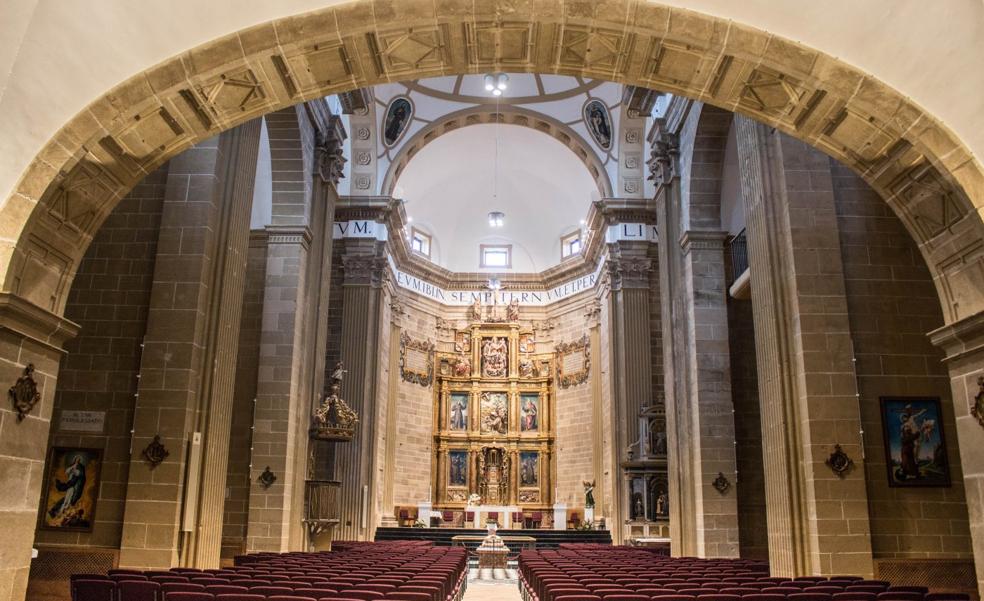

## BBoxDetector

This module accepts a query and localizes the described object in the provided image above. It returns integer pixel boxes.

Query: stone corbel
[315,115,347,187]
[647,127,679,185]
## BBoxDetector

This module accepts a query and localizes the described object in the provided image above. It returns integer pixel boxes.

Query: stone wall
[550,295,597,508]
[831,162,973,559]
[36,166,167,550]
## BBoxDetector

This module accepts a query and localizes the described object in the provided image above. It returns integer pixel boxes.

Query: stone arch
[380,105,615,199]
[0,0,979,324]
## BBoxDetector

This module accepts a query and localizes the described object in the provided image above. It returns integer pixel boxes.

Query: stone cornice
[928,310,984,362]
[0,293,81,352]
[264,224,312,249]
[679,230,728,255]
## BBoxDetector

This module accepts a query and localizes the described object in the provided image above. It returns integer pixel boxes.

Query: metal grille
[28,547,118,601]
[726,229,748,285]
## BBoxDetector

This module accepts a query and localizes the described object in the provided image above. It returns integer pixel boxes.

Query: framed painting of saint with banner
[879,397,951,487]
[39,447,103,531]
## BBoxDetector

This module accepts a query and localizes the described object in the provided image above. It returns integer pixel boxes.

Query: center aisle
[463,567,522,601]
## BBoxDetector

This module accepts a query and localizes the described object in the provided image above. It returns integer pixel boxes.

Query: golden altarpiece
[431,307,555,515]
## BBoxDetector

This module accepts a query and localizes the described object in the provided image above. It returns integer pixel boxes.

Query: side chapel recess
[433,318,555,511]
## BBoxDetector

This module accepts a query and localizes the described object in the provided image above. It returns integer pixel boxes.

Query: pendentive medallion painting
[520,394,540,432]
[519,451,539,486]
[449,392,469,431]
[39,447,103,531]
[383,96,413,147]
[480,391,508,434]
[583,99,613,150]
[880,397,951,487]
[448,450,468,486]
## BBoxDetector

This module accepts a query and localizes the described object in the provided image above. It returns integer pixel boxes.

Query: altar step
[373,527,612,550]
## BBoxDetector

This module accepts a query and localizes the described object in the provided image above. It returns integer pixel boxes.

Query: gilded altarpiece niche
[434,322,555,511]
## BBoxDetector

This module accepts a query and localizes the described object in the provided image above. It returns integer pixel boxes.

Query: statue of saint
[583,480,595,508]
[330,361,347,385]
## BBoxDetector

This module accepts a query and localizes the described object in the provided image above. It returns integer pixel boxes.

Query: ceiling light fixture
[487,276,502,291]
[488,211,505,228]
[484,72,508,95]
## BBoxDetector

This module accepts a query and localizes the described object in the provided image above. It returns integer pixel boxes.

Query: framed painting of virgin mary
[39,447,103,531]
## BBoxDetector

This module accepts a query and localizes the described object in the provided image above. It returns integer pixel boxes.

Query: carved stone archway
[1,0,980,324]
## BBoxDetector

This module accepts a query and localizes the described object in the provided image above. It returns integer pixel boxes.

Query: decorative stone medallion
[258,466,277,489]
[712,472,731,495]
[825,444,854,478]
[8,364,41,422]
[142,435,169,468]
[971,376,984,430]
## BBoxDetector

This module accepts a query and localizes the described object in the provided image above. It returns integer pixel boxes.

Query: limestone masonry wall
[37,166,168,549]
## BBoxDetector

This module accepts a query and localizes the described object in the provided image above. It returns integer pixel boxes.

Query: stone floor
[462,567,522,601]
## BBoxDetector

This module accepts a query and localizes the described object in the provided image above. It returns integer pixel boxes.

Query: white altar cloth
[466,505,520,529]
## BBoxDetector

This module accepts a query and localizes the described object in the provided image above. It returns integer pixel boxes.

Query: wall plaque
[59,410,106,433]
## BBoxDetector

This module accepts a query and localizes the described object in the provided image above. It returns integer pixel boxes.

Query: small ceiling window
[480,244,512,269]
[411,228,431,258]
[561,231,583,259]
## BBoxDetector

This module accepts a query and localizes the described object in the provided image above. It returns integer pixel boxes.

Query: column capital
[315,115,347,187]
[342,251,389,287]
[929,310,984,362]
[647,128,679,185]
[606,243,653,290]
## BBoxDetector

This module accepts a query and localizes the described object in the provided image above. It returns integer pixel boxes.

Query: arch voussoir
[0,0,980,323]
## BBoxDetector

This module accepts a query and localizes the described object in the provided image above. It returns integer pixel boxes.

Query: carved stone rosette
[556,335,590,388]
[399,332,435,387]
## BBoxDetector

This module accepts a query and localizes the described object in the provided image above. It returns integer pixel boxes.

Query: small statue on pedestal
[583,480,596,508]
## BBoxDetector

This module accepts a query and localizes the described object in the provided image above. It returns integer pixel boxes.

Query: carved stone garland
[556,335,590,388]
[400,332,434,387]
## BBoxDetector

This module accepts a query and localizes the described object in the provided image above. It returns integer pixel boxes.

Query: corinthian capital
[606,243,653,290]
[341,252,388,287]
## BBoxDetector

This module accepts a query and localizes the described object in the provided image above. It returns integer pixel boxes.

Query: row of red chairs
[516,549,970,601]
[71,542,467,601]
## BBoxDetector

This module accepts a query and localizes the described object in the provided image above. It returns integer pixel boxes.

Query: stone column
[929,313,984,594]
[0,294,79,601]
[735,116,873,577]
[334,244,388,540]
[653,129,740,558]
[605,240,654,543]
[246,112,344,552]
[119,122,259,569]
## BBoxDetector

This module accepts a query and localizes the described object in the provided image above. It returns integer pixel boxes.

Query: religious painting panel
[454,331,471,353]
[518,356,538,378]
[448,392,469,431]
[519,333,535,354]
[583,99,613,150]
[39,447,103,532]
[880,397,951,487]
[383,96,413,147]
[480,391,508,435]
[481,336,509,378]
[519,451,539,487]
[448,450,468,487]
[520,394,540,432]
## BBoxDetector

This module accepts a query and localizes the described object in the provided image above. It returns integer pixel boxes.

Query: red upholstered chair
[530,512,543,528]
[111,569,146,577]
[74,579,116,601]
[118,580,161,601]
[206,586,248,596]
[554,596,603,601]
[833,595,877,601]
[154,577,192,584]
[788,593,833,601]
[341,590,386,600]
[488,512,499,526]
[512,512,524,527]
[164,593,214,601]
[697,594,742,601]
[248,587,294,597]
[385,593,432,601]
[651,596,698,601]
[742,595,787,601]
[567,513,580,529]
[876,594,923,601]
[924,596,969,601]
[442,511,455,526]
[887,588,928,596]
[848,588,889,595]
[267,596,319,601]
[163,583,207,594]
[214,595,265,601]
[399,509,412,527]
